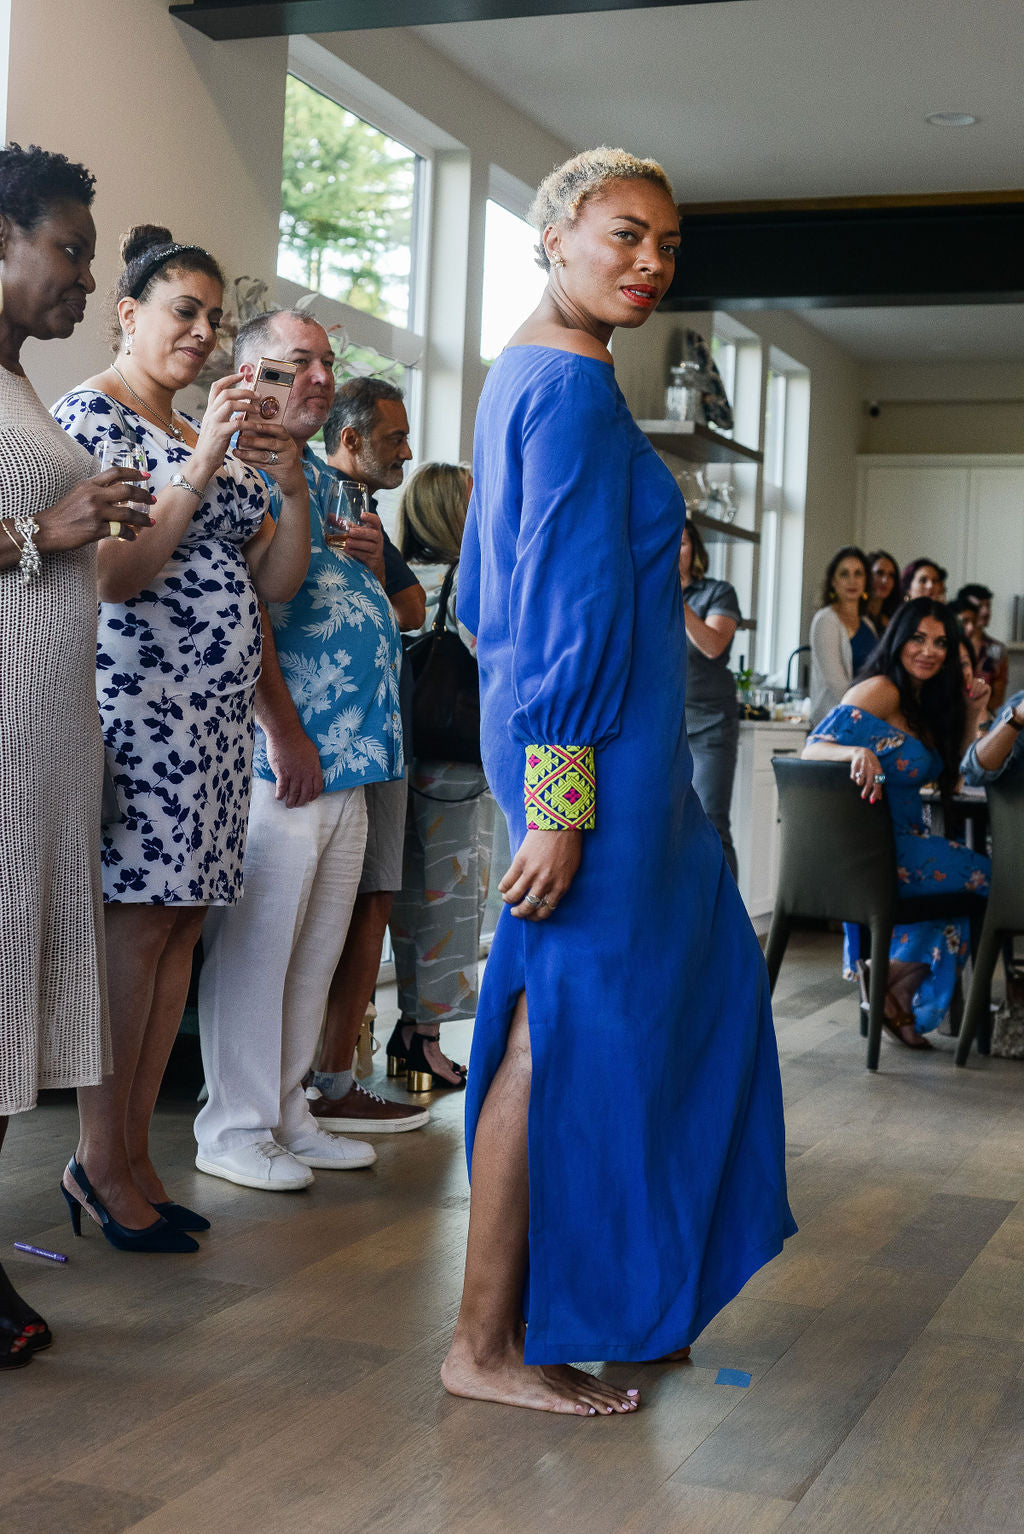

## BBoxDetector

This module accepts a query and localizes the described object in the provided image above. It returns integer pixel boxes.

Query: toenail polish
[627,1389,639,1397]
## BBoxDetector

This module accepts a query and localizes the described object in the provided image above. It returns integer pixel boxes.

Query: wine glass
[324,478,369,552]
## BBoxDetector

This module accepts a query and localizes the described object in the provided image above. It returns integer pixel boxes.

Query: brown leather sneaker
[306,1081,430,1134]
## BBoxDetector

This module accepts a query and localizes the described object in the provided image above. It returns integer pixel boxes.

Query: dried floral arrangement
[193,276,409,389]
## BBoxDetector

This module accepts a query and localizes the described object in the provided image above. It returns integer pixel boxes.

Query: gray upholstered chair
[765,758,986,1070]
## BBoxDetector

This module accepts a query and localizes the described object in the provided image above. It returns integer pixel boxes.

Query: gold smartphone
[251,356,297,422]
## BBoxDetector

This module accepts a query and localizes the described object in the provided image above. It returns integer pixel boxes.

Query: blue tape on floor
[715,1367,752,1388]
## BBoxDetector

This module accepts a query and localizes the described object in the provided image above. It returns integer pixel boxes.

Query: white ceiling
[796,305,1024,364]
[415,0,1022,202]
[413,0,1024,361]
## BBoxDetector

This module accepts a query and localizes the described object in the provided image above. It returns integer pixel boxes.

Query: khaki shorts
[357,774,408,894]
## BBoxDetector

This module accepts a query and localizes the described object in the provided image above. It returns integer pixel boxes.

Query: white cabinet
[857,456,1024,641]
[730,722,807,924]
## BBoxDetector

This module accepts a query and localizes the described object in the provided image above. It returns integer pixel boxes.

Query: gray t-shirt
[683,576,743,731]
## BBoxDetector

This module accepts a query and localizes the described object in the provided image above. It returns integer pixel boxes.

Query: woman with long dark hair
[865,548,900,632]
[803,598,990,1047]
[808,545,876,726]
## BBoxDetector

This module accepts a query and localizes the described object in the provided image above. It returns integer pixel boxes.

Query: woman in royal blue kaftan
[458,339,796,1366]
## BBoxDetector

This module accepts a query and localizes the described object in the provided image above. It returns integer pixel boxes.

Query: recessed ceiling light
[926,111,978,127]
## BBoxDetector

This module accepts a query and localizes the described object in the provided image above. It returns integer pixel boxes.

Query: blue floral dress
[52,390,270,905]
[809,704,990,1032]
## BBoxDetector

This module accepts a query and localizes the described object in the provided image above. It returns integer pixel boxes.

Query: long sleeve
[507,363,635,829]
[809,607,852,728]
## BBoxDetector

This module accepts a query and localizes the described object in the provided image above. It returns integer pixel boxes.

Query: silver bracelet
[169,472,202,500]
[12,514,41,584]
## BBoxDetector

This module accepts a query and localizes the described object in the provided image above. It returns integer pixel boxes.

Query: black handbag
[404,563,482,766]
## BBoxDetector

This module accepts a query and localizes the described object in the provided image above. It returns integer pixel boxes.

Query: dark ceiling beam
[170,0,743,37]
[666,200,1024,310]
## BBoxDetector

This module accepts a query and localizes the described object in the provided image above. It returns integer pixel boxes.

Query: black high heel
[60,1158,199,1254]
[405,1030,468,1094]
[0,1263,50,1355]
[386,1019,415,1080]
[151,1201,211,1233]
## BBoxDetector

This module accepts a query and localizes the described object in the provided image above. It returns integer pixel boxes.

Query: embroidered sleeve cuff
[524,745,596,831]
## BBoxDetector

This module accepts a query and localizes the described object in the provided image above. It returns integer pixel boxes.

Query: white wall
[859,361,1024,455]
[8,0,287,408]
[6,1,572,457]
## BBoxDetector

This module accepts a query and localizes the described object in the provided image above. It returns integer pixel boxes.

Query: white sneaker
[195,1140,314,1191]
[282,1126,376,1170]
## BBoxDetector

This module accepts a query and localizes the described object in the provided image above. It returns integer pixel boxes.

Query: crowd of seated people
[804,542,1018,1051]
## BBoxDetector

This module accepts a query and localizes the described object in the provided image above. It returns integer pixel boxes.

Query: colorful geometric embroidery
[524,744,596,831]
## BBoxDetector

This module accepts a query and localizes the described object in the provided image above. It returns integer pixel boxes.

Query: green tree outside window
[279,76,417,327]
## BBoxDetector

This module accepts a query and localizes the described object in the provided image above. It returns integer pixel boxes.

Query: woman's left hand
[234,419,305,496]
[500,828,582,920]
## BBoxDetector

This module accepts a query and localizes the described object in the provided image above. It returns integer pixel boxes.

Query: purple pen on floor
[13,1242,68,1263]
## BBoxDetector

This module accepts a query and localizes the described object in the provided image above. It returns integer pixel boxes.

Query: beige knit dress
[0,366,110,1114]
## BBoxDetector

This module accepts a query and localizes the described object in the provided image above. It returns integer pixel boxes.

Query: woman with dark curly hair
[0,143,154,1367]
[900,556,946,602]
[52,225,310,1251]
[803,598,990,1047]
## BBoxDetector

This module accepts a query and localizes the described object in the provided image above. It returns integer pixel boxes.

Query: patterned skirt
[390,760,495,1025]
[101,685,256,905]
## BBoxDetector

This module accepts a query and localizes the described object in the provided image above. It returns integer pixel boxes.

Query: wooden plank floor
[3,931,1024,1534]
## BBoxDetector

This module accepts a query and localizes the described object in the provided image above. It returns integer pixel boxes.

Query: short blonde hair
[397,462,472,564]
[528,147,675,270]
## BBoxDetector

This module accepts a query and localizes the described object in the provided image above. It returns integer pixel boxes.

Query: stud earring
[551,254,566,269]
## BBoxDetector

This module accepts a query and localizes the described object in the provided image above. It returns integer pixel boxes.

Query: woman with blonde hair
[444,147,793,1417]
[388,462,495,1091]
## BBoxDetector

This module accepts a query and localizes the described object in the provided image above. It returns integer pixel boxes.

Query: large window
[278,74,421,328]
[480,199,547,364]
[757,356,809,680]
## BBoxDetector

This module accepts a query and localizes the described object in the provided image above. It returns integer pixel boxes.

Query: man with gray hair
[299,378,428,1128]
[194,311,428,1194]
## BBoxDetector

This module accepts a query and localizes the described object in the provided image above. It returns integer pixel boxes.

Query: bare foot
[621,1344,690,1364]
[127,1152,170,1206]
[419,1034,467,1086]
[64,1162,162,1231]
[441,1335,639,1416]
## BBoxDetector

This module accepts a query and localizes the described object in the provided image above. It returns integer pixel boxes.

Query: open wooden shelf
[637,419,763,466]
[691,510,760,546]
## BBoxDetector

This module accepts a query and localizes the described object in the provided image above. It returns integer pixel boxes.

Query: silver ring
[524,893,542,907]
[875,773,886,784]
[267,450,279,465]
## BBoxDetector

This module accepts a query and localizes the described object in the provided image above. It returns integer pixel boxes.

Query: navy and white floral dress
[52,390,270,905]
[808,704,990,1033]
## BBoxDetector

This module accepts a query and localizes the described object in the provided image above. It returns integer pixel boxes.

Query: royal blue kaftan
[459,346,795,1364]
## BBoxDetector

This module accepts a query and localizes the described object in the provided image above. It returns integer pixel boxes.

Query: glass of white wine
[323,478,369,553]
[98,440,149,540]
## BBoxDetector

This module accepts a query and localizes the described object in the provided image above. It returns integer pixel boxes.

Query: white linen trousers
[195,778,368,1156]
